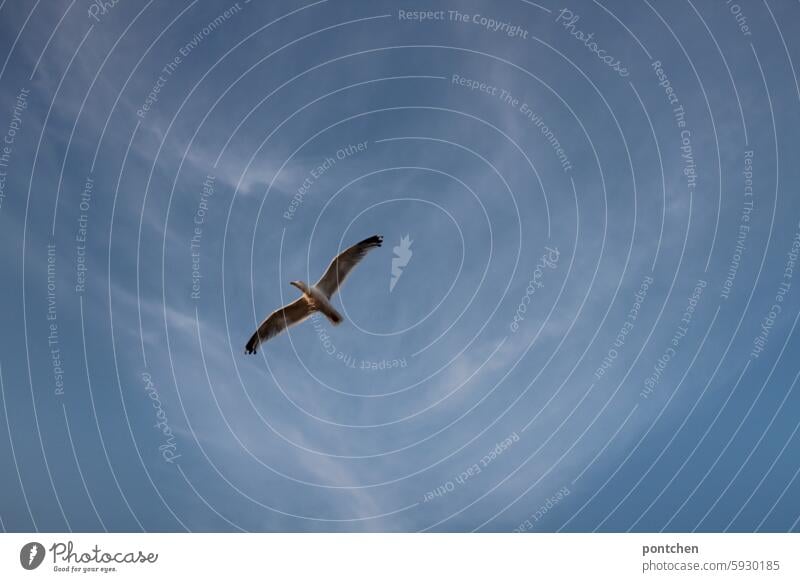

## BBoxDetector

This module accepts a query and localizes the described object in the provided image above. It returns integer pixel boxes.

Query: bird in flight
[245,235,383,354]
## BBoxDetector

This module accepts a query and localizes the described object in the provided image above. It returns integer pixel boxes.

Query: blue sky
[1,0,799,532]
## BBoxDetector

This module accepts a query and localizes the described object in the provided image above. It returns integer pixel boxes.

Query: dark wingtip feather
[361,234,383,247]
[245,336,258,355]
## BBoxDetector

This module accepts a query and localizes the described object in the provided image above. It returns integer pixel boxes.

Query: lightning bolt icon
[390,234,413,292]
[28,544,38,566]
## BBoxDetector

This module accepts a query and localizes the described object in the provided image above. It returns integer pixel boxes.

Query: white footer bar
[1,533,796,581]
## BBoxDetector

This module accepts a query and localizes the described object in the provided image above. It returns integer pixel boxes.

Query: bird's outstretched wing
[315,235,383,298]
[245,297,314,354]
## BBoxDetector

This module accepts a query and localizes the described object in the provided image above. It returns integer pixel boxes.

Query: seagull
[245,235,383,354]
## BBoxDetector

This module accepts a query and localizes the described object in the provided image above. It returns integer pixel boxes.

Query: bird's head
[290,280,309,294]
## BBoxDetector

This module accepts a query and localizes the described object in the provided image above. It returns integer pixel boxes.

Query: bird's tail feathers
[325,309,343,325]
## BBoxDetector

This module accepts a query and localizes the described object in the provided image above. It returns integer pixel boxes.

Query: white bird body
[245,235,383,354]
[291,281,343,325]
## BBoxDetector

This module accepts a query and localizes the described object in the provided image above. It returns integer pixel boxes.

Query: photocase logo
[20,542,45,570]
[390,234,413,292]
